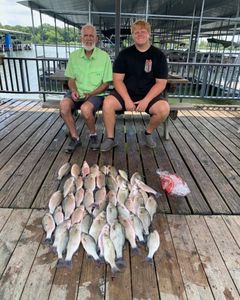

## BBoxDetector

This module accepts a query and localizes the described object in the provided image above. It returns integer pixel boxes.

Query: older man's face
[81,27,97,51]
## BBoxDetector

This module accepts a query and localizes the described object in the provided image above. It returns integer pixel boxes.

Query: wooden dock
[0,98,240,299]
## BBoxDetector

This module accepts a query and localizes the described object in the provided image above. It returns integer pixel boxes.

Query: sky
[0,0,53,27]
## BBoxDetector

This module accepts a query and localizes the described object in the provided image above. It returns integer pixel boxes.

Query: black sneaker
[89,135,100,150]
[65,138,81,153]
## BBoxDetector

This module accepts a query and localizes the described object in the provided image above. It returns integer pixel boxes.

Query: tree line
[0,24,80,45]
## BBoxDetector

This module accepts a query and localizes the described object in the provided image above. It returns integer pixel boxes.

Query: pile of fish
[42,161,161,272]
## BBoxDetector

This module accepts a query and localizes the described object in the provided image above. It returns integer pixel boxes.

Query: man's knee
[60,98,72,116]
[102,95,120,112]
[81,102,94,119]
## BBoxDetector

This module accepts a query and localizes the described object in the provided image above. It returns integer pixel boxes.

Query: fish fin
[145,257,154,264]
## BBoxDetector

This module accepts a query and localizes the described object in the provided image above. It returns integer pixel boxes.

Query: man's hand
[71,91,79,101]
[125,99,136,112]
[135,99,149,112]
[84,93,92,100]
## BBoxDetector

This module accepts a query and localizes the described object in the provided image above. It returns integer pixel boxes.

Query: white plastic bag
[156,169,190,197]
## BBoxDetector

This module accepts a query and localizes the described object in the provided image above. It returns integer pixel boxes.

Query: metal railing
[0,56,240,101]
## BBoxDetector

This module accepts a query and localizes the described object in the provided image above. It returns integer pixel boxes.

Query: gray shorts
[64,91,104,114]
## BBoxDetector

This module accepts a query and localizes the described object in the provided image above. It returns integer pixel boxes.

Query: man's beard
[82,42,96,51]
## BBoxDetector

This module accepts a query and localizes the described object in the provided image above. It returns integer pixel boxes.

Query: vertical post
[194,0,205,62]
[30,8,38,57]
[88,0,92,23]
[145,0,149,21]
[115,0,121,58]
[54,15,59,58]
[187,3,196,63]
[40,11,46,57]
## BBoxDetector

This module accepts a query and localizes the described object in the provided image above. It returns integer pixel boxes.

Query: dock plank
[186,215,240,299]
[169,119,230,214]
[204,216,240,294]
[0,209,44,300]
[0,208,12,230]
[223,215,240,248]
[174,112,240,213]
[168,215,214,299]
[0,209,31,276]
[154,215,187,300]
[182,110,240,176]
[0,115,62,207]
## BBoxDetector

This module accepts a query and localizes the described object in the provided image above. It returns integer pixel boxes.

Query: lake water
[1,45,80,101]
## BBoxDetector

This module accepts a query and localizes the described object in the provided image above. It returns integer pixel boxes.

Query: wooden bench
[47,71,192,140]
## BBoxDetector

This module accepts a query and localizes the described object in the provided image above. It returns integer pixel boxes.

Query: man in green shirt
[60,23,112,153]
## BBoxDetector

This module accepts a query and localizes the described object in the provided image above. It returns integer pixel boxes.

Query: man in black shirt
[100,20,170,152]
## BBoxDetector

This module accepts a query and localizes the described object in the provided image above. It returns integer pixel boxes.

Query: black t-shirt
[113,45,168,99]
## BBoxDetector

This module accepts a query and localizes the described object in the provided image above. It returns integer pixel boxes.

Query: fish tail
[145,256,154,264]
[111,266,120,273]
[116,258,126,268]
[56,258,65,267]
[131,247,139,256]
[44,237,53,245]
[64,260,73,269]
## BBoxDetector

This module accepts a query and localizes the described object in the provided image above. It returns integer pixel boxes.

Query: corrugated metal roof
[18,0,240,36]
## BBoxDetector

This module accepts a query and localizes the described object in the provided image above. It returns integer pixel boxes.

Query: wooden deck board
[0,209,238,299]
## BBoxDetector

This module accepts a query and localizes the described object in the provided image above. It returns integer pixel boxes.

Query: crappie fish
[53,220,71,265]
[81,232,100,262]
[137,206,151,235]
[97,223,110,260]
[53,205,64,226]
[102,233,120,273]
[62,193,75,220]
[107,190,117,206]
[71,205,86,225]
[42,212,55,243]
[75,175,83,190]
[100,165,109,175]
[130,172,143,186]
[89,211,106,243]
[81,161,90,177]
[131,214,145,244]
[57,162,71,180]
[106,174,118,192]
[83,190,94,214]
[71,163,81,179]
[108,165,118,178]
[75,187,84,207]
[110,221,125,266]
[119,216,138,254]
[80,213,93,234]
[90,164,99,176]
[135,179,160,197]
[65,223,82,268]
[96,171,106,189]
[63,176,75,198]
[48,190,63,214]
[84,174,96,191]
[146,230,160,263]
[145,196,158,221]
[106,202,118,225]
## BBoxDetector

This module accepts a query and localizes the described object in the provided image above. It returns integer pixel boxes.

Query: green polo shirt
[64,47,112,98]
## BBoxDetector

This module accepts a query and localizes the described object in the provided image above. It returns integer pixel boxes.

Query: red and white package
[156,169,190,197]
